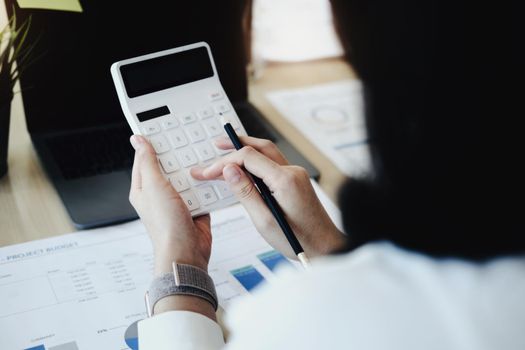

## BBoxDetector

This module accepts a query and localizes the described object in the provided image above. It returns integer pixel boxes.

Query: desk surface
[0,58,356,247]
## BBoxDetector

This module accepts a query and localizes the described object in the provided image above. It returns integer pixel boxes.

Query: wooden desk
[0,58,355,247]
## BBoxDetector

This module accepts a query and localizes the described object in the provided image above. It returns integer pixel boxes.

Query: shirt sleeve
[138,310,225,350]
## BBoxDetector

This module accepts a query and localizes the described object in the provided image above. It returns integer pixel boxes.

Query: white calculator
[111,42,246,216]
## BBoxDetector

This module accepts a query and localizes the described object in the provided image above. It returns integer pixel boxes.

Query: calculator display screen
[120,46,214,98]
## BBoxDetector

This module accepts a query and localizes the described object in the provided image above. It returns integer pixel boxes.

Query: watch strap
[146,263,218,315]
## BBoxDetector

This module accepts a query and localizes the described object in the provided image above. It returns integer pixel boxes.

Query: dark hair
[330,0,524,260]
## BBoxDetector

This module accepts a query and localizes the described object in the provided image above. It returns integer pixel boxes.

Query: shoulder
[225,242,525,350]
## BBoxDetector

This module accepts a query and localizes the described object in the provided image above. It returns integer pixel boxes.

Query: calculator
[111,42,246,216]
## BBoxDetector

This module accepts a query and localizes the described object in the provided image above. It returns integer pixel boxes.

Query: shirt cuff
[139,310,225,350]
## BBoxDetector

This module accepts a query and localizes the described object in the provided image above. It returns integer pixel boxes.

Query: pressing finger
[191,146,284,186]
[214,136,288,165]
[222,163,274,226]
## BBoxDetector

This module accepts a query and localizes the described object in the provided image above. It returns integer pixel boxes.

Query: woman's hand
[191,136,346,260]
[129,135,211,275]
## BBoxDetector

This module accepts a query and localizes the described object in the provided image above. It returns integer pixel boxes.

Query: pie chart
[124,320,140,350]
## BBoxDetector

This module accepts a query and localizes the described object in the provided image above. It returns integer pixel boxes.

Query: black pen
[222,122,310,269]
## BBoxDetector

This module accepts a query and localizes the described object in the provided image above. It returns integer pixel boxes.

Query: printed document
[267,80,371,177]
[0,180,340,350]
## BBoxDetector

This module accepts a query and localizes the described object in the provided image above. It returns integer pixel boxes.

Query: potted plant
[0,13,35,178]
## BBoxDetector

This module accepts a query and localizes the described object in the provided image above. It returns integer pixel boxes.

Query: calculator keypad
[186,124,207,143]
[214,103,231,114]
[180,113,197,125]
[214,181,234,199]
[143,123,161,135]
[197,107,214,119]
[196,186,218,206]
[178,148,199,167]
[202,118,223,137]
[141,99,243,216]
[212,137,233,155]
[180,191,200,211]
[168,129,189,149]
[169,173,190,192]
[150,135,171,154]
[162,118,179,130]
[209,91,223,101]
[193,142,216,161]
[159,154,180,173]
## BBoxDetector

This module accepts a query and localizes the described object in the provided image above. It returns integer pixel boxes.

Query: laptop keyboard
[47,125,134,180]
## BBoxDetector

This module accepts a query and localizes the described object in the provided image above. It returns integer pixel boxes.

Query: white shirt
[138,242,525,350]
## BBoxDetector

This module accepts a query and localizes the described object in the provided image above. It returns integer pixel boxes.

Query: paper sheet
[0,180,341,350]
[267,80,371,177]
[17,0,83,13]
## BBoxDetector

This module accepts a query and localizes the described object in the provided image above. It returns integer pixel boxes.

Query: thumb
[131,135,164,186]
[223,164,272,223]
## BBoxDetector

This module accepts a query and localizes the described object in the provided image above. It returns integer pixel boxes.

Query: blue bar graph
[231,265,265,291]
[25,345,45,350]
[257,250,290,272]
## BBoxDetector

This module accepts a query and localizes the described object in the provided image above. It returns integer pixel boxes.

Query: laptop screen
[7,2,248,133]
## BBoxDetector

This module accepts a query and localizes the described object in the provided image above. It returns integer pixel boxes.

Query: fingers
[222,163,273,227]
[214,136,288,165]
[130,136,143,193]
[129,135,166,195]
[190,146,283,187]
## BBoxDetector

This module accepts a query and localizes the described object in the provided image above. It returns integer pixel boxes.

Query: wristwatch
[145,262,218,317]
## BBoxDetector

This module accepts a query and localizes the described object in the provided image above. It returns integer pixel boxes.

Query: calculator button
[177,148,198,167]
[185,124,207,143]
[180,191,200,211]
[169,173,190,192]
[161,118,179,130]
[220,115,240,129]
[149,135,171,154]
[196,186,218,206]
[187,172,206,186]
[142,123,161,135]
[180,113,197,125]
[197,107,214,120]
[202,118,224,137]
[212,139,233,155]
[209,91,223,101]
[214,181,234,199]
[159,154,180,173]
[168,129,189,149]
[193,143,216,161]
[214,103,231,114]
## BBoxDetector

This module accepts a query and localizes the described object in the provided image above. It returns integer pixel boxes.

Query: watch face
[124,320,140,350]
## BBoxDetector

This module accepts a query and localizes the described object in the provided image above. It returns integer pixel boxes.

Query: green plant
[0,11,36,103]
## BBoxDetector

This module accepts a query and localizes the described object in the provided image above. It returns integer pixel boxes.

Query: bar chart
[231,265,266,291]
[257,250,291,272]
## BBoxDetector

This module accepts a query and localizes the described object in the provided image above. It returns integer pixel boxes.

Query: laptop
[7,2,319,229]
